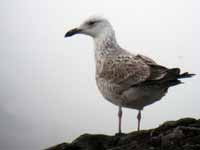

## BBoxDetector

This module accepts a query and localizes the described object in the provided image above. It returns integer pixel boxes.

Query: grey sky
[0,0,199,150]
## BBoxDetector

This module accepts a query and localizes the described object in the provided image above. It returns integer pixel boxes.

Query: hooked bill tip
[64,28,81,38]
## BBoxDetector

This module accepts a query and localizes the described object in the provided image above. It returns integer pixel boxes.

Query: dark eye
[87,21,96,26]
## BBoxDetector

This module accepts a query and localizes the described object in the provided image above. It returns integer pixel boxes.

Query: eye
[87,21,97,26]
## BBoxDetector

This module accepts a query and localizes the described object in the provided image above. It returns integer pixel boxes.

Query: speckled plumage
[65,16,195,132]
[93,27,174,110]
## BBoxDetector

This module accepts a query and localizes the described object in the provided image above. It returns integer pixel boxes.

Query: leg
[137,110,141,131]
[118,106,122,133]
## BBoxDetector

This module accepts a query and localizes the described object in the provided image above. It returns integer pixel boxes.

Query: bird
[64,16,195,133]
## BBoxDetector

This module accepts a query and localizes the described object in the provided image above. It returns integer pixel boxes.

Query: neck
[94,29,121,57]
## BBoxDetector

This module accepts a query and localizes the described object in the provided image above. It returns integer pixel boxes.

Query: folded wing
[98,54,194,88]
[98,55,151,87]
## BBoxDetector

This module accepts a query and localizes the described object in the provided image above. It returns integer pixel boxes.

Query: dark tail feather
[178,72,196,79]
[168,68,195,79]
[163,70,194,88]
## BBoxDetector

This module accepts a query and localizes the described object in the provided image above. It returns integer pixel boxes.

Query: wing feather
[97,53,182,88]
[98,55,151,86]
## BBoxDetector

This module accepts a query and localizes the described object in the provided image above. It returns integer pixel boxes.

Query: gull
[64,16,195,133]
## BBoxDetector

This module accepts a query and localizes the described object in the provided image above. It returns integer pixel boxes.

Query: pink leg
[137,110,141,131]
[118,106,122,133]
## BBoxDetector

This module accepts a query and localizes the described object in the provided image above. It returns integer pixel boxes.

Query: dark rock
[45,118,200,150]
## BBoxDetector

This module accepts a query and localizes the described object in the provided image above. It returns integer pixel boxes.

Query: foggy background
[0,0,199,149]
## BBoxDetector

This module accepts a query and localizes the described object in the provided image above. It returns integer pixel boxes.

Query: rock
[45,118,200,150]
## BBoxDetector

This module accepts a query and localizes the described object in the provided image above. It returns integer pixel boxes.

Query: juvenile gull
[64,16,195,133]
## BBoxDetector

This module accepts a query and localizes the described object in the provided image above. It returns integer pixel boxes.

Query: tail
[178,72,196,79]
[167,68,195,79]
[141,67,195,87]
[162,68,195,87]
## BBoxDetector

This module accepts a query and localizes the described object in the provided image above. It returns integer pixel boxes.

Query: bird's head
[64,16,114,39]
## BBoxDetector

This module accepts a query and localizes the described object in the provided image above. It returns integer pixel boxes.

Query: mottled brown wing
[136,54,157,65]
[136,55,181,82]
[98,55,151,86]
[136,54,168,81]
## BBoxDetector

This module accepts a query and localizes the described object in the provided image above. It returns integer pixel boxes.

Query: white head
[65,16,115,39]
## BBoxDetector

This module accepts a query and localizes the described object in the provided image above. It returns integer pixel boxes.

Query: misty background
[0,0,199,150]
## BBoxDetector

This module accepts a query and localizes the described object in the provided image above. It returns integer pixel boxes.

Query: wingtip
[186,73,196,77]
[179,72,196,78]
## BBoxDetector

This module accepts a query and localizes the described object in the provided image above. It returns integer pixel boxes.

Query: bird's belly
[96,77,167,110]
[122,86,167,109]
[96,78,123,106]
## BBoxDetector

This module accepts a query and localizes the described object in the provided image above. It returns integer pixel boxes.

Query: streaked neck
[94,29,121,56]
